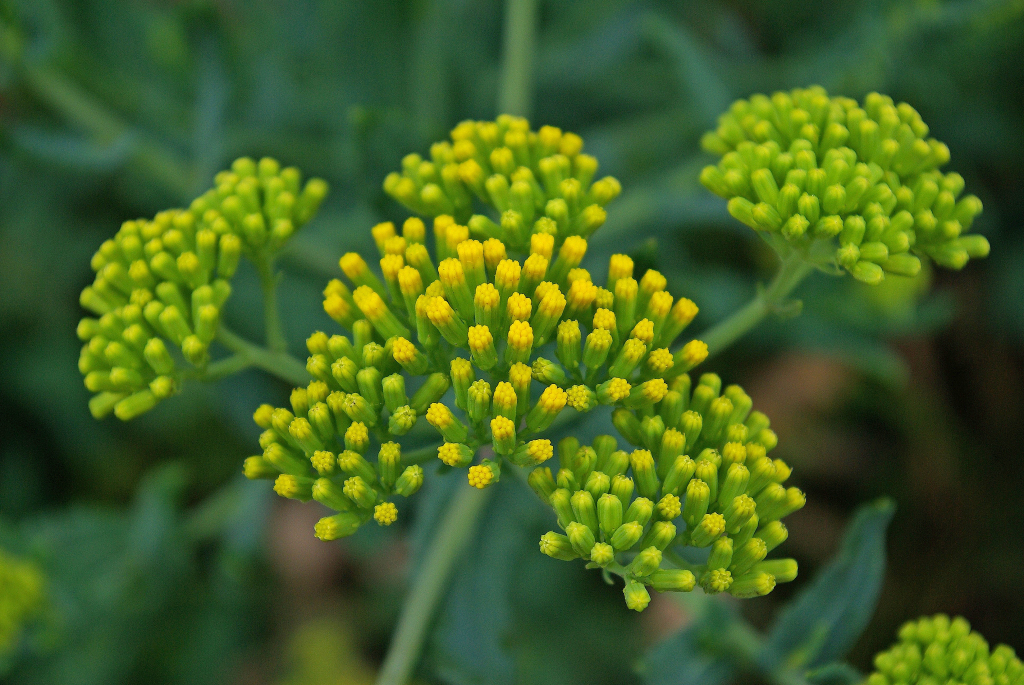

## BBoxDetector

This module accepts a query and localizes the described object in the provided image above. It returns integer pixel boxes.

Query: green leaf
[639,599,738,685]
[760,497,896,673]
[805,662,866,685]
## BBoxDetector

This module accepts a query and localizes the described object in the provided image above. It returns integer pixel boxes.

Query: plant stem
[375,485,494,685]
[254,255,288,353]
[700,253,815,358]
[497,0,537,117]
[216,325,310,387]
[196,354,253,381]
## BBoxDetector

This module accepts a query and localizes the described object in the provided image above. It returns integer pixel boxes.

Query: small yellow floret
[523,253,548,281]
[567,279,597,309]
[384,235,407,256]
[467,325,493,353]
[657,494,682,520]
[567,268,591,285]
[311,450,335,474]
[538,384,568,413]
[438,442,464,466]
[507,320,534,351]
[495,259,522,290]
[493,382,517,410]
[506,293,532,321]
[404,242,431,269]
[323,279,349,299]
[608,254,634,280]
[425,403,453,429]
[622,338,647,362]
[560,132,583,156]
[353,285,387,320]
[566,385,594,411]
[474,283,500,310]
[508,362,532,388]
[371,222,396,251]
[606,378,631,401]
[482,238,507,269]
[593,308,616,331]
[641,378,669,402]
[391,337,418,364]
[339,252,368,279]
[615,277,639,300]
[424,296,456,325]
[468,464,494,488]
[398,266,423,295]
[457,239,484,270]
[324,294,354,322]
[700,512,726,538]
[631,319,655,344]
[527,439,554,464]
[381,253,404,279]
[533,281,557,302]
[490,415,515,440]
[595,287,614,309]
[403,217,426,242]
[647,290,674,317]
[680,339,709,366]
[704,568,733,593]
[273,474,304,498]
[559,236,588,264]
[445,224,469,251]
[671,298,699,324]
[530,233,555,260]
[537,288,566,316]
[450,357,474,383]
[723,442,747,464]
[374,502,398,525]
[639,269,667,294]
[438,258,466,286]
[646,348,674,373]
[345,422,369,449]
[426,280,445,298]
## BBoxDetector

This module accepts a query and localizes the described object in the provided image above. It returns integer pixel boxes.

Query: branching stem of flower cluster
[375,485,494,685]
[701,252,815,359]
[254,254,289,353]
[215,325,310,387]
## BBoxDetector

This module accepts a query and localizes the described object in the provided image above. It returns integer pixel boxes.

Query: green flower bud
[344,421,370,453]
[589,542,615,568]
[263,443,310,477]
[680,410,702,451]
[449,358,475,410]
[556,320,582,371]
[662,455,697,498]
[274,474,315,501]
[539,531,579,561]
[682,478,710,528]
[624,497,654,527]
[640,415,666,454]
[389,405,418,435]
[584,470,611,501]
[628,546,662,577]
[394,465,424,497]
[307,402,336,442]
[727,571,775,598]
[629,449,659,499]
[610,521,644,551]
[377,442,402,489]
[623,580,651,612]
[570,490,599,534]
[690,512,726,548]
[724,495,758,534]
[610,474,634,511]
[312,477,351,511]
[314,512,364,541]
[641,521,677,551]
[649,569,696,593]
[550,488,576,530]
[706,537,734,570]
[566,521,597,558]
[528,467,557,503]
[343,475,377,509]
[243,456,278,480]
[382,374,408,413]
[570,446,597,485]
[751,558,797,584]
[532,357,568,386]
[759,520,789,552]
[556,468,579,492]
[409,373,450,415]
[310,450,336,476]
[597,493,624,537]
[467,379,492,424]
[700,568,733,594]
[730,538,768,576]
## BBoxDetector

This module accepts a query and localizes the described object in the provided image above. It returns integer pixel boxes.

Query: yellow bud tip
[623,338,647,362]
[631,319,655,344]
[672,298,699,324]
[566,385,593,410]
[647,291,673,317]
[493,381,517,409]
[538,385,568,413]
[397,266,423,295]
[467,325,494,353]
[606,378,632,401]
[530,233,555,260]
[391,337,418,364]
[273,474,303,498]
[593,308,616,331]
[381,254,405,279]
[560,236,588,263]
[509,362,532,387]
[681,339,709,366]
[615,277,639,300]
[425,280,445,298]
[468,464,494,488]
[647,348,674,373]
[450,357,473,381]
[425,403,453,429]
[474,283,499,310]
[424,296,456,325]
[705,568,733,593]
[700,512,726,537]
[482,238,507,269]
[438,258,467,286]
[507,320,534,351]
[457,239,484,269]
[608,254,633,280]
[642,378,669,402]
[438,443,464,466]
[445,224,469,250]
[657,494,682,519]
[566,279,598,310]
[523,253,548,280]
[495,259,522,290]
[506,292,532,321]
[402,217,426,242]
[345,421,369,446]
[538,288,566,316]
[339,252,368,279]
[490,415,515,439]
[527,439,554,463]
[374,502,398,526]
[353,285,387,320]
[324,294,354,321]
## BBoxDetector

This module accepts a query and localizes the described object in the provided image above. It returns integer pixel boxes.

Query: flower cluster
[868,614,1022,685]
[700,86,988,284]
[77,157,328,420]
[0,548,45,657]
[383,114,621,251]
[531,371,800,610]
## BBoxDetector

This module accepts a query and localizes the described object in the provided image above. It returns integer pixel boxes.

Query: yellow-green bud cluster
[383,116,621,251]
[0,547,45,657]
[245,327,431,538]
[78,157,328,420]
[868,614,1022,685]
[532,374,802,610]
[700,86,988,284]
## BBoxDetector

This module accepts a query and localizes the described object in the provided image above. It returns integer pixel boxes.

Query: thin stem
[375,485,494,685]
[216,325,310,387]
[195,354,253,382]
[497,0,538,117]
[700,253,815,358]
[254,255,288,353]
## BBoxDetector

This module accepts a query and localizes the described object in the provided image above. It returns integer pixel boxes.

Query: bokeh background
[1,1,1022,683]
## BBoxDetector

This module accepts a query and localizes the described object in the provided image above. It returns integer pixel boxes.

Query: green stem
[375,485,494,685]
[216,325,310,387]
[497,0,537,117]
[700,253,815,358]
[195,354,253,382]
[254,255,288,353]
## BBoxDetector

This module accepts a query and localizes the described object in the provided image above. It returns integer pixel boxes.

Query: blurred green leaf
[639,599,738,685]
[805,661,866,685]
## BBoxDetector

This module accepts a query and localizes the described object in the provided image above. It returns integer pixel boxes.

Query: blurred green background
[0,0,1022,683]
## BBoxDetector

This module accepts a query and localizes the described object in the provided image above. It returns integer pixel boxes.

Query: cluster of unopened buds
[700,86,988,283]
[76,157,327,419]
[868,615,1023,685]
